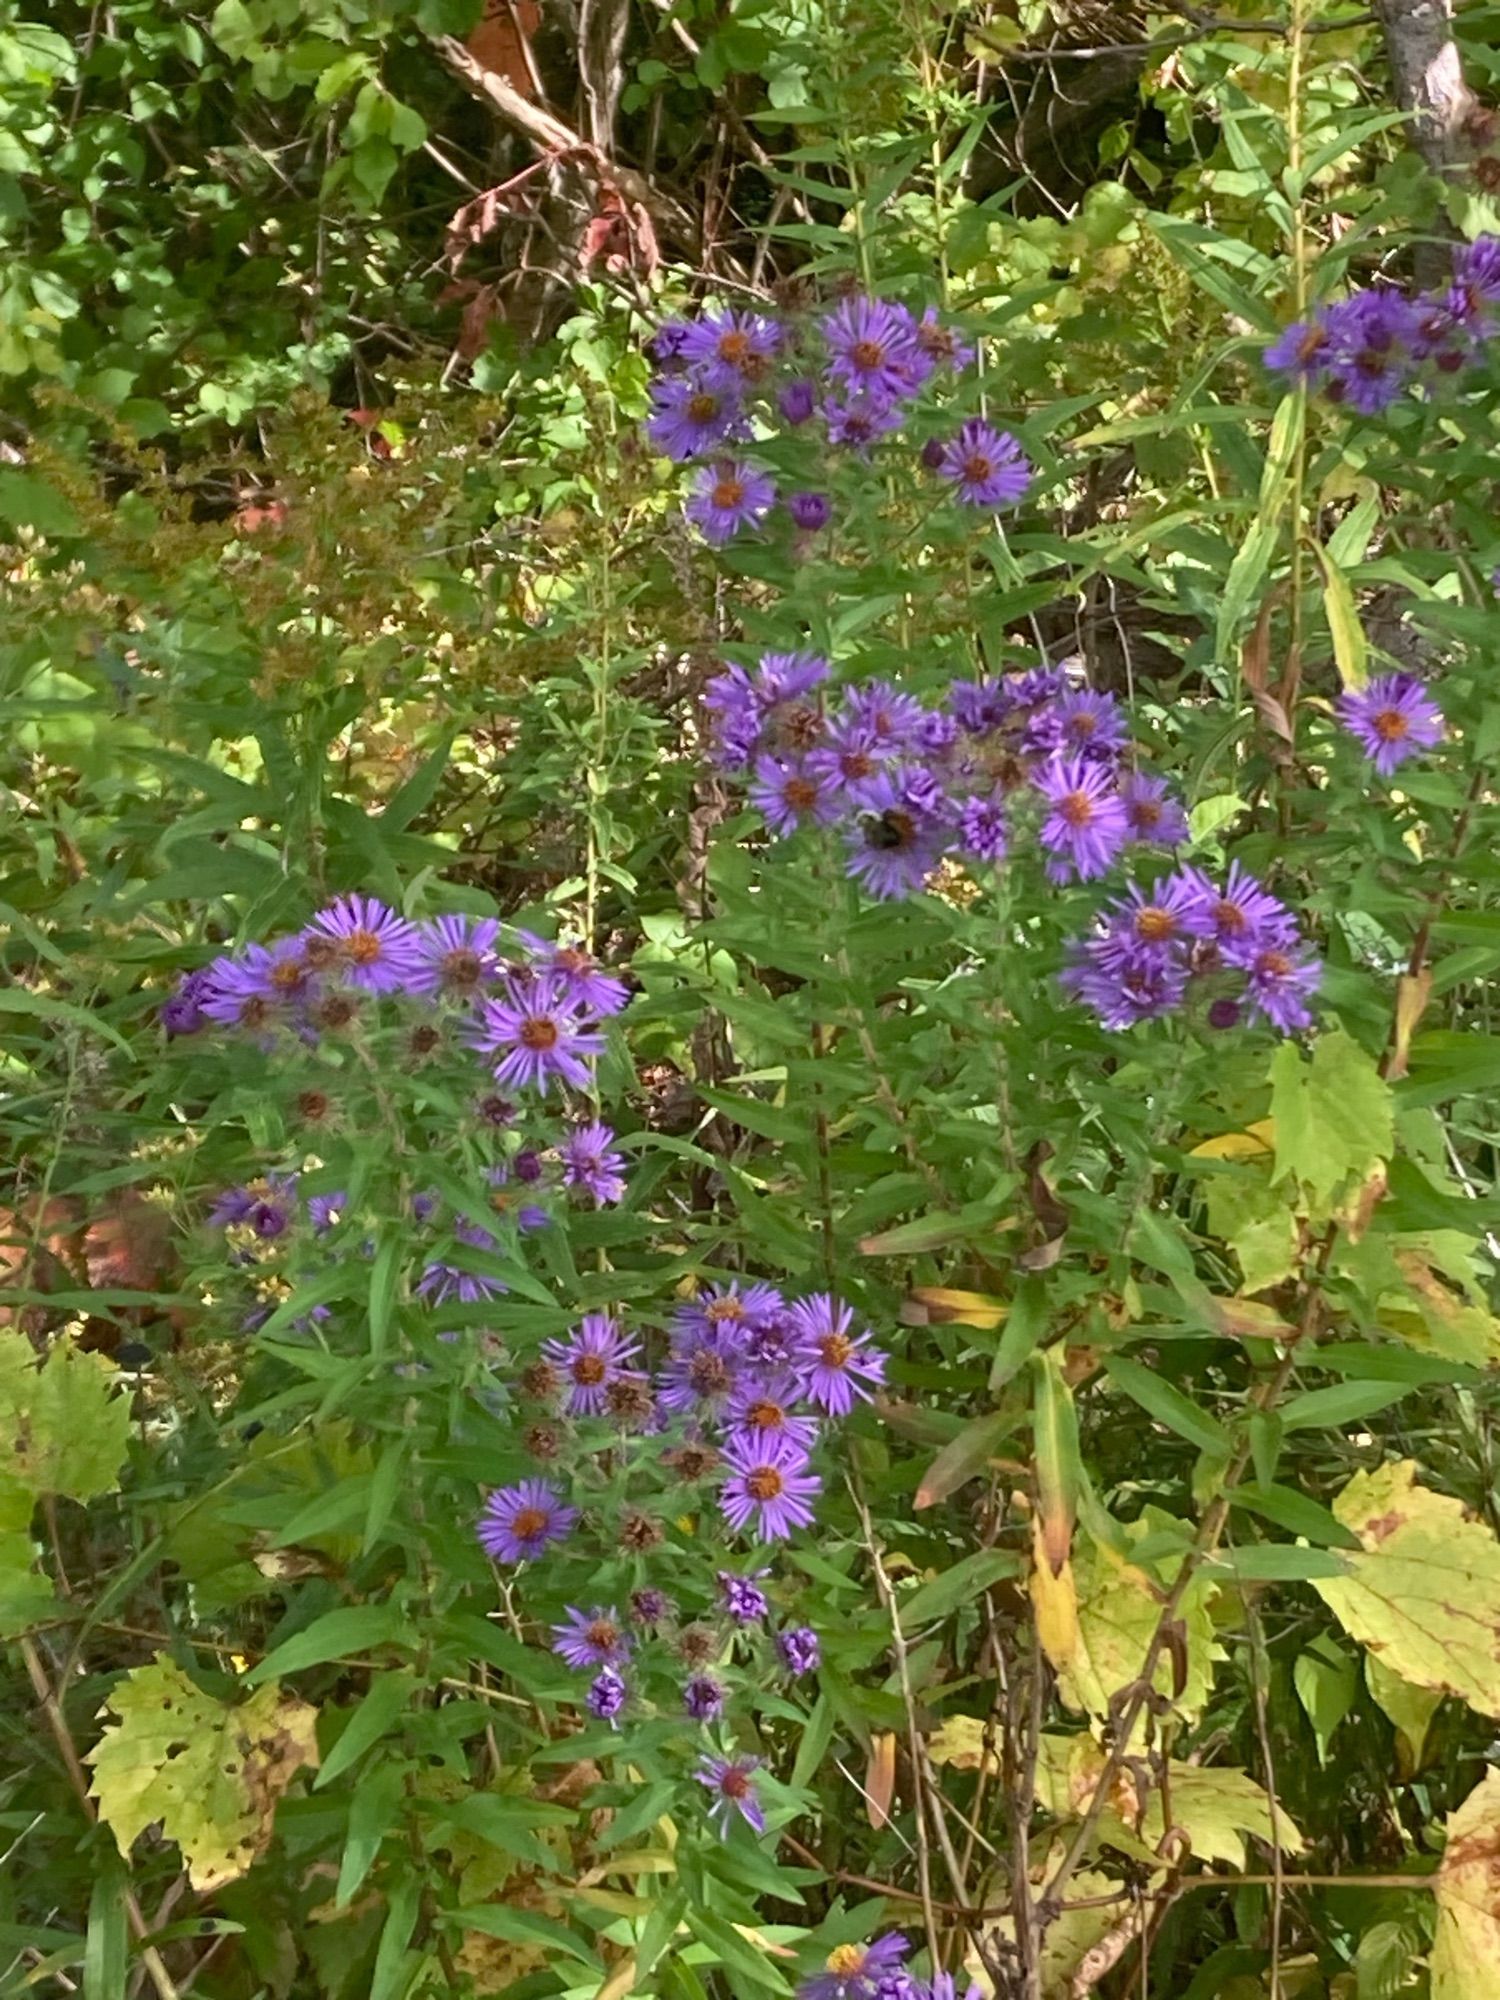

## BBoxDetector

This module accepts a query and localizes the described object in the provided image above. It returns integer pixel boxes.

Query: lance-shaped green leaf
[1031,1350,1082,1576]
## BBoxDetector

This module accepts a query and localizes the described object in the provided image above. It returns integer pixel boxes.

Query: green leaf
[900,1548,1021,1628]
[913,1409,1015,1510]
[1207,1544,1352,1582]
[87,1658,318,1891]
[0,1330,132,1505]
[686,1909,792,1996]
[244,1604,411,1685]
[1279,1381,1411,1431]
[1294,1636,1358,1764]
[1269,1028,1394,1204]
[84,1859,128,2000]
[1103,1354,1231,1455]
[316,1672,416,1790]
[0,468,80,537]
[1320,544,1369,691]
[1032,1349,1083,1573]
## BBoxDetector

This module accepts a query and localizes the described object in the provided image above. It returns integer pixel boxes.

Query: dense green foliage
[5,3,1500,1998]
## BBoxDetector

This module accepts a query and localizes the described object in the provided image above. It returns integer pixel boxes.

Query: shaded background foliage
[4,0,1500,1998]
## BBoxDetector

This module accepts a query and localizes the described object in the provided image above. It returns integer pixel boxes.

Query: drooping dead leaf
[1387,968,1433,1081]
[1314,1460,1500,1718]
[865,1731,897,1829]
[1031,1516,1080,1671]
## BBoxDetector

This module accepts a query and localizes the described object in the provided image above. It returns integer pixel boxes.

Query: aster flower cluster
[475,1280,880,1831]
[644,296,1030,544]
[168,899,634,1317]
[706,650,1188,897]
[1265,236,1500,412]
[1062,862,1321,1034]
[795,1934,982,2000]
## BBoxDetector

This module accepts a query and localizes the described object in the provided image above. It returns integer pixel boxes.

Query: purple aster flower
[560,1122,628,1204]
[684,1674,725,1721]
[1120,772,1190,846]
[543,1312,643,1416]
[844,767,950,900]
[725,1372,820,1457]
[586,1666,628,1726]
[417,1215,507,1304]
[198,941,310,1030]
[1264,316,1333,388]
[938,419,1031,507]
[645,376,747,461]
[718,1570,771,1624]
[411,1190,439,1224]
[305,895,422,995]
[675,1280,788,1343]
[845,681,926,754]
[798,1934,913,2000]
[1034,757,1130,882]
[1060,948,1190,1031]
[211,1174,298,1239]
[914,307,975,372]
[477,1479,579,1562]
[950,678,1012,736]
[789,1294,886,1415]
[1094,874,1204,969]
[1241,942,1322,1034]
[696,1753,766,1835]
[1321,290,1420,414]
[1180,862,1297,955]
[685,459,777,543]
[779,379,817,425]
[678,309,782,390]
[407,914,501,1000]
[789,491,831,531]
[823,392,903,454]
[1453,235,1500,312]
[658,1331,741,1419]
[958,793,1008,862]
[1336,671,1444,774]
[1054,687,1128,761]
[778,1626,821,1676]
[630,1587,672,1628]
[552,1605,631,1670]
[307,1191,346,1234]
[749,754,842,837]
[649,320,694,370]
[161,966,213,1036]
[822,297,920,400]
[473,974,605,1094]
[513,934,630,1016]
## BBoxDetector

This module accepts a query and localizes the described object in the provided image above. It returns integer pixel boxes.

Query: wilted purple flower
[649,320,693,370]
[1453,235,1500,312]
[407,914,501,1000]
[686,459,777,543]
[1034,757,1130,882]
[1242,942,1322,1033]
[645,376,746,461]
[658,1332,741,1419]
[778,1626,821,1676]
[919,436,946,471]
[307,1191,346,1234]
[797,1934,912,2000]
[679,309,782,390]
[1336,672,1444,774]
[718,1570,771,1624]
[1120,772,1189,846]
[938,419,1031,507]
[543,1312,643,1417]
[789,1294,886,1415]
[586,1666,628,1726]
[823,393,904,453]
[1208,997,1241,1030]
[914,307,975,372]
[630,1588,672,1628]
[750,755,842,836]
[306,895,423,994]
[478,1479,579,1563]
[474,974,605,1094]
[779,379,817,425]
[788,491,831,531]
[684,1675,725,1721]
[822,296,920,403]
[161,967,213,1036]
[560,1122,628,1204]
[695,1753,766,1834]
[958,793,1008,862]
[552,1605,631,1670]
[417,1215,507,1304]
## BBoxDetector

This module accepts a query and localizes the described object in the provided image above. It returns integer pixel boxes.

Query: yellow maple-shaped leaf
[1057,1511,1223,1728]
[1313,1461,1500,1718]
[926,1714,995,1773]
[0,1328,131,1504]
[1035,1736,1303,1870]
[88,1656,319,1890]
[1432,1767,1500,1998]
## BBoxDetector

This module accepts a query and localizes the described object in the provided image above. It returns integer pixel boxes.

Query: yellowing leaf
[1432,1767,1500,1999]
[902,1285,1008,1329]
[0,1328,131,1504]
[1366,1651,1443,1777]
[1269,1029,1394,1207]
[88,1657,319,1890]
[1313,1461,1500,1717]
[1057,1511,1223,1728]
[1030,1516,1080,1672]
[1190,1119,1276,1161]
[1036,1736,1303,1869]
[926,1714,995,1774]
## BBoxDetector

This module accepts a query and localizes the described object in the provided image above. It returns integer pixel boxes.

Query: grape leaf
[1432,1767,1500,1998]
[0,1328,132,1504]
[1269,1028,1394,1205]
[88,1657,319,1890]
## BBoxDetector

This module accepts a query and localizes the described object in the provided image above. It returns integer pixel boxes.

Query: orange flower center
[270,959,306,990]
[586,1619,619,1650]
[346,927,383,965]
[718,330,750,364]
[963,452,994,483]
[784,778,819,811]
[705,1298,745,1323]
[1259,950,1293,978]
[711,477,746,509]
[748,1400,783,1430]
[572,1355,607,1385]
[850,338,884,370]
[1134,908,1176,941]
[442,948,482,987]
[820,1332,853,1368]
[520,1016,560,1050]
[746,1467,785,1501]
[512,1506,547,1539]
[825,1946,867,1977]
[1059,790,1094,828]
[1214,899,1247,934]
[719,1766,751,1798]
[688,392,719,422]
[1373,708,1409,741]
